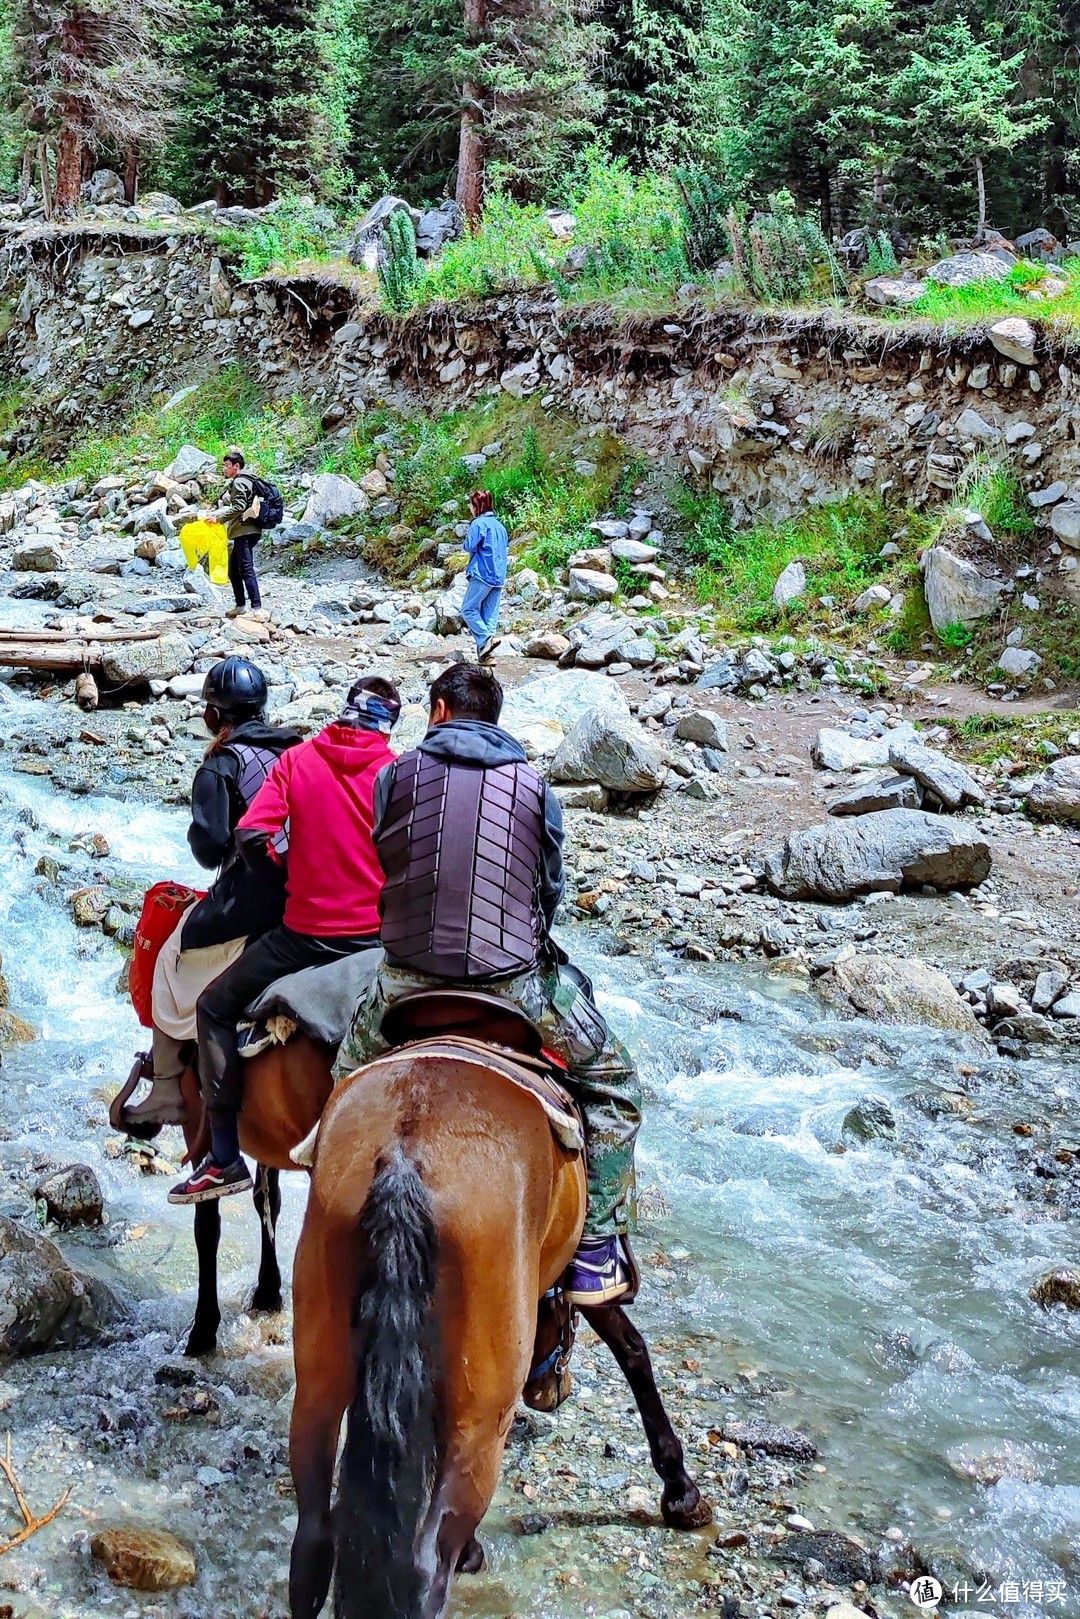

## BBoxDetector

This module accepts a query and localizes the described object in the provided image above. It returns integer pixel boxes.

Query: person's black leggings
[197,925,377,1162]
[228,532,261,609]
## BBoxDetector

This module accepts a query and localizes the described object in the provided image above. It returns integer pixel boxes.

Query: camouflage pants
[335,961,642,1238]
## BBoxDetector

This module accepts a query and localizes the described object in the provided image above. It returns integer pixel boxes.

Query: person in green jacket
[206,449,263,618]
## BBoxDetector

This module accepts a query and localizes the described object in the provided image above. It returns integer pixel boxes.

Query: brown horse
[288,1042,711,1619]
[112,1035,335,1357]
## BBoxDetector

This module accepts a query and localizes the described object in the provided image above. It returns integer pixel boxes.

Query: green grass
[905,259,1080,329]
[944,709,1080,766]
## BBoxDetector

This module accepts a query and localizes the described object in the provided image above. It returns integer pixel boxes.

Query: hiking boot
[168,1155,253,1205]
[563,1235,634,1306]
[477,636,502,662]
[124,1074,188,1128]
[225,605,242,619]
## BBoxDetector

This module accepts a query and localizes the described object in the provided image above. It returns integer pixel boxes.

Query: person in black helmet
[124,657,300,1129]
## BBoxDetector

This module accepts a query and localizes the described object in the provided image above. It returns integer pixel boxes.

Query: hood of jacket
[223,718,300,755]
[417,719,527,768]
[312,721,395,772]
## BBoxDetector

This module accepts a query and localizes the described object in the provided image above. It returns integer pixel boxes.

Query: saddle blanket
[239,949,383,1057]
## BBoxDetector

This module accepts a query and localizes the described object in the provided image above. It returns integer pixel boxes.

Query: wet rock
[91,1525,196,1591]
[1030,1267,1080,1309]
[887,736,985,810]
[0,1217,112,1354]
[35,1164,103,1227]
[819,954,983,1036]
[551,708,666,793]
[674,710,728,750]
[842,1094,898,1141]
[828,774,921,816]
[763,810,992,902]
[774,1529,879,1585]
[1026,756,1080,821]
[921,546,1005,632]
[715,1418,817,1461]
[947,1441,1039,1485]
[71,886,108,927]
[300,473,369,528]
[0,1012,35,1047]
[101,634,193,685]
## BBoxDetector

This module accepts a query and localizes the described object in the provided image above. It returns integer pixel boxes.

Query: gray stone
[989,317,1037,366]
[550,707,667,793]
[12,540,62,571]
[615,637,657,668]
[1028,481,1067,508]
[1052,992,1080,1018]
[568,567,619,602]
[742,648,777,683]
[610,538,658,564]
[763,810,992,902]
[1026,756,1080,822]
[675,710,729,751]
[955,407,1001,444]
[843,1095,897,1141]
[0,1216,115,1355]
[101,634,193,685]
[35,1164,103,1227]
[301,473,369,529]
[988,982,1022,1017]
[553,783,609,812]
[501,671,629,758]
[852,583,891,613]
[812,722,918,772]
[1049,502,1080,548]
[996,646,1042,680]
[414,197,463,257]
[86,167,124,204]
[772,559,806,608]
[590,518,630,541]
[821,954,983,1035]
[1032,971,1068,1013]
[524,631,571,661]
[927,251,1012,287]
[887,736,986,809]
[164,444,217,481]
[828,773,922,816]
[864,276,923,308]
[921,546,1005,632]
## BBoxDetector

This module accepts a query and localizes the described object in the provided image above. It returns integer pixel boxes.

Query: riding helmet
[201,656,268,715]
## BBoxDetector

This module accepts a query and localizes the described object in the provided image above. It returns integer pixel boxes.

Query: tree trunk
[53,123,83,218]
[37,138,53,220]
[124,144,139,204]
[975,154,986,242]
[18,145,32,206]
[818,163,832,238]
[455,0,487,226]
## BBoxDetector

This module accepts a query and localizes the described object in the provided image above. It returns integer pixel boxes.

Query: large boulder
[415,198,464,257]
[926,250,1012,286]
[818,953,985,1036]
[12,539,63,572]
[921,546,1005,632]
[346,195,420,269]
[811,722,917,772]
[763,810,992,902]
[0,1216,112,1355]
[164,444,216,481]
[828,773,921,816]
[501,671,629,758]
[301,473,369,529]
[550,707,667,792]
[887,736,985,809]
[85,167,124,205]
[1026,756,1080,822]
[101,634,193,685]
[35,1164,104,1228]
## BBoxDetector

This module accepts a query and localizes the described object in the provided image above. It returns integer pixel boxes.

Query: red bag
[129,882,206,1029]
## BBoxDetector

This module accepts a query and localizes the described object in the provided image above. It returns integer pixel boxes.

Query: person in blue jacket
[461,489,509,662]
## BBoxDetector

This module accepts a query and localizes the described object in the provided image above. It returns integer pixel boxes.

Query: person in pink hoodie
[169,675,401,1204]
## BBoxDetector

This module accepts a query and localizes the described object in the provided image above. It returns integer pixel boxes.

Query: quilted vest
[220,740,286,868]
[377,750,546,981]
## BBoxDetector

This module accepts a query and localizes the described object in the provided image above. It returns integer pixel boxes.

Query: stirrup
[109,1052,162,1142]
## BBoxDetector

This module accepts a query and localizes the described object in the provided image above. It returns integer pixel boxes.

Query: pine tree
[595,0,704,167]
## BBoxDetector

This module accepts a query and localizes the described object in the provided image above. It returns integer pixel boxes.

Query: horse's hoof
[456,1538,485,1574]
[661,1485,713,1530]
[250,1290,284,1315]
[183,1328,219,1358]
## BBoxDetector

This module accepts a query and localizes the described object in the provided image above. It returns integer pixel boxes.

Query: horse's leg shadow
[185,1200,222,1357]
[579,1302,713,1529]
[456,1537,485,1574]
[251,1166,283,1314]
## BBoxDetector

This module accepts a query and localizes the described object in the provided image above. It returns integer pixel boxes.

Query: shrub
[224,196,341,280]
[378,211,424,313]
[568,151,690,301]
[675,166,732,272]
[727,190,842,304]
[419,194,552,305]
[866,231,899,276]
[938,621,974,650]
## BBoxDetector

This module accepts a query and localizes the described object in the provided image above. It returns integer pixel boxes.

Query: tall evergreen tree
[595,0,704,167]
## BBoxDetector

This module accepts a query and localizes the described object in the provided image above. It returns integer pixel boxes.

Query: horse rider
[168,676,402,1205]
[125,656,299,1130]
[336,662,642,1306]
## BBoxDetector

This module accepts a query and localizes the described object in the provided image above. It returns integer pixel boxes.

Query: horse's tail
[333,1146,439,1619]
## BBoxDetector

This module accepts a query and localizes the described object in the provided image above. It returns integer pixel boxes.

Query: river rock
[91,1525,196,1591]
[989,317,1037,366]
[819,954,983,1036]
[828,773,921,816]
[715,1418,817,1461]
[0,1012,35,1046]
[825,1607,873,1619]
[101,634,193,685]
[164,444,216,481]
[568,567,619,602]
[610,538,657,564]
[772,560,806,608]
[551,708,666,792]
[1032,970,1068,1013]
[301,473,369,528]
[811,722,917,772]
[501,670,629,758]
[1053,991,1080,1018]
[927,250,1011,286]
[35,1164,103,1227]
[921,546,1005,631]
[0,1217,109,1355]
[525,631,571,661]
[763,810,992,902]
[852,583,891,613]
[774,1529,879,1586]
[888,736,985,809]
[12,539,62,572]
[947,1441,1039,1485]
[1026,756,1080,821]
[674,710,728,750]
[842,1094,898,1141]
[1030,1266,1080,1309]
[1049,501,1080,548]
[433,571,468,634]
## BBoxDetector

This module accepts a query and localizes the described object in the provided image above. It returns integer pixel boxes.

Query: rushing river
[0,686,1076,1619]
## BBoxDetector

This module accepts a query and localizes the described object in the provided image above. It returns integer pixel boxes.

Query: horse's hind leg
[580,1303,712,1529]
[251,1166,283,1314]
[185,1201,222,1357]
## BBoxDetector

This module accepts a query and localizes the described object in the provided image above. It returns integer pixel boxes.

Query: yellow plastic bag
[180,520,229,585]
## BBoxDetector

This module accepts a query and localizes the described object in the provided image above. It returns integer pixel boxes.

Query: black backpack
[245,475,284,531]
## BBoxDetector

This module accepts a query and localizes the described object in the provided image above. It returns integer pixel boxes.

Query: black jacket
[181,719,300,951]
